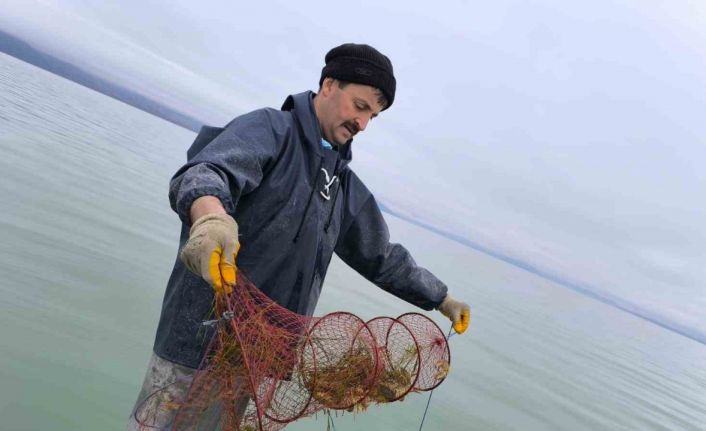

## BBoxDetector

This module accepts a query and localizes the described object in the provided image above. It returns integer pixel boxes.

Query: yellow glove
[180,213,240,295]
[437,294,471,334]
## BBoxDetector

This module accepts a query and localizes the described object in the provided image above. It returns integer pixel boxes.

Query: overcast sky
[2,0,705,342]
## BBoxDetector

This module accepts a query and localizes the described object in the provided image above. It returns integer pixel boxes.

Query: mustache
[343,121,360,136]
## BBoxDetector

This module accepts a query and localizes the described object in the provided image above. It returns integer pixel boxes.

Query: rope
[417,325,456,431]
[326,410,337,431]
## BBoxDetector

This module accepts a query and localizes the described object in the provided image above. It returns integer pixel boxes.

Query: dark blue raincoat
[153,91,447,368]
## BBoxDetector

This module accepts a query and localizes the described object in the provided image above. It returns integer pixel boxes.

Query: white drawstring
[319,168,338,200]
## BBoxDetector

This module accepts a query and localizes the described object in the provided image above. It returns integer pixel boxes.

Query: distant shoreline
[380,204,706,347]
[0,29,203,133]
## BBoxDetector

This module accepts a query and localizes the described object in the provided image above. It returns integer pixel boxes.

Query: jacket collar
[281,91,353,167]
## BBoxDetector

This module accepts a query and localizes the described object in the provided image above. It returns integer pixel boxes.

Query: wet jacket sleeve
[334,191,448,311]
[169,110,280,225]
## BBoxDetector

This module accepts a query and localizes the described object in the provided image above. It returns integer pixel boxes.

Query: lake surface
[1,52,704,430]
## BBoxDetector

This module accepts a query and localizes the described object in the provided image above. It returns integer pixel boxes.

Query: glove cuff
[436,294,452,311]
[189,213,238,235]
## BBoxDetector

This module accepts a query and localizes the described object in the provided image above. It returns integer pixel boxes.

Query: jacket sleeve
[334,180,448,311]
[169,109,280,225]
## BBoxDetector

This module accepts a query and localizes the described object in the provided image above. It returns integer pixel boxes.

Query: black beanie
[319,43,396,110]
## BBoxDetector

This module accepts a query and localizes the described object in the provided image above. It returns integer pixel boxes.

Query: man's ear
[320,77,336,96]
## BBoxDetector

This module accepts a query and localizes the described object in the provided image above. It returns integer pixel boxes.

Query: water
[0,52,704,431]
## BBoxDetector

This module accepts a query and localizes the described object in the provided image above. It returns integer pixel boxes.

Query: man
[129,43,470,429]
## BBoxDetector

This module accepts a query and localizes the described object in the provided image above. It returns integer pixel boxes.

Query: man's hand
[180,213,240,295]
[437,295,471,334]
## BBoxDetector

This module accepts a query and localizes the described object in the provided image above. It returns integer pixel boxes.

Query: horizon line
[5,43,702,347]
[378,203,706,347]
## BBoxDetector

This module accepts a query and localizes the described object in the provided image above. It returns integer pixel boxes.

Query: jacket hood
[281,91,353,168]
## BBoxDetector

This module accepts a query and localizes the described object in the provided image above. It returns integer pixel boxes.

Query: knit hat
[319,43,396,110]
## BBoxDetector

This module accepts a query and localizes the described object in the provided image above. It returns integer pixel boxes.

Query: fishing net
[136,272,450,430]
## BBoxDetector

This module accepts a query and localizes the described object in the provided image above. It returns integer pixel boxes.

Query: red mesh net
[136,272,450,430]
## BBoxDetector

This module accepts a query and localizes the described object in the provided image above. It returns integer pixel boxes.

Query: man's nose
[355,117,369,132]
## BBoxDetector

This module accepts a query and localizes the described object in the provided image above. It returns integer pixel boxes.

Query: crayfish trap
[135,273,450,430]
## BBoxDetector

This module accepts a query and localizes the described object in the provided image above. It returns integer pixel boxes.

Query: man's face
[316,78,384,146]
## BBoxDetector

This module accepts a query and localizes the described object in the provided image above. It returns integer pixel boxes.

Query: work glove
[180,213,240,295]
[437,294,471,334]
